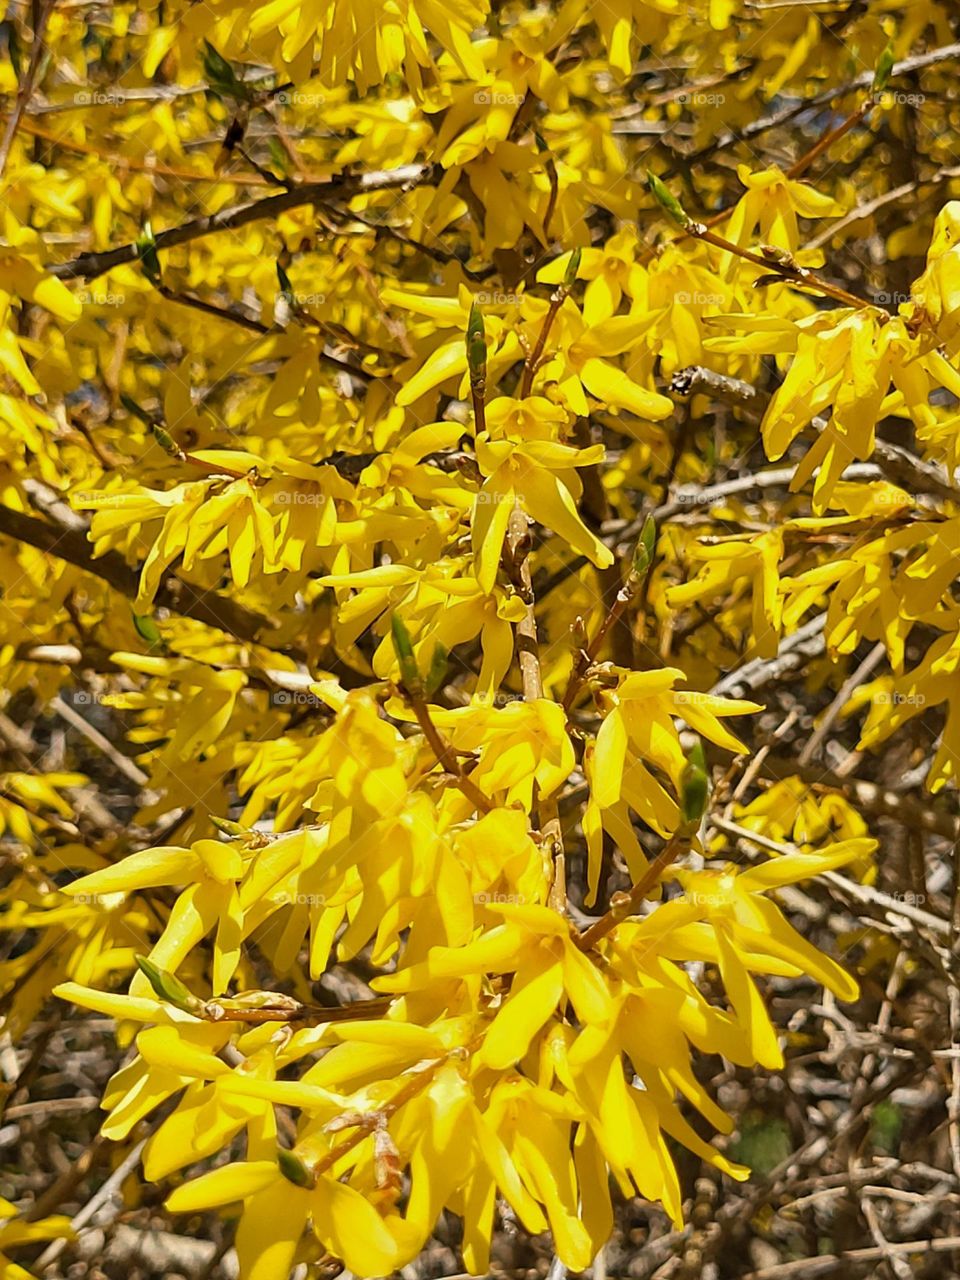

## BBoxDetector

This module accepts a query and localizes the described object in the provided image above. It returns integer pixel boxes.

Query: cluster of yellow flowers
[3,0,960,1277]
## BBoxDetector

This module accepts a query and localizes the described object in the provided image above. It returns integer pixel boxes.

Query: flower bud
[679,738,709,828]
[872,41,895,94]
[277,1149,317,1189]
[633,514,656,578]
[646,171,691,230]
[562,246,583,289]
[466,302,487,386]
[135,955,203,1014]
[390,613,421,691]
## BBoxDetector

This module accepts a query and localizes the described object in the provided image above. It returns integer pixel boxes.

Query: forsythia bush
[3,0,960,1276]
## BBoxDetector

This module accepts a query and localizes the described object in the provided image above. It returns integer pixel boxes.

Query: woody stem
[575,828,694,951]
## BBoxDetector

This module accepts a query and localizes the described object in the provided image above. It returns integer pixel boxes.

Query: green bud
[562,246,583,290]
[390,613,421,691]
[267,137,288,172]
[121,394,184,458]
[150,422,182,458]
[424,643,448,697]
[466,302,486,385]
[872,40,896,94]
[132,612,164,651]
[210,815,250,838]
[277,1149,317,1189]
[646,171,691,230]
[633,514,656,578]
[679,738,709,828]
[136,221,162,284]
[135,955,203,1014]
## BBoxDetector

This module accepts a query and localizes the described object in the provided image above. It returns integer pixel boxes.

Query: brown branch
[575,828,694,951]
[670,364,960,506]
[687,41,960,161]
[758,754,960,842]
[0,0,55,178]
[405,695,493,815]
[506,505,566,911]
[200,995,392,1025]
[786,98,872,181]
[0,502,273,643]
[49,162,441,281]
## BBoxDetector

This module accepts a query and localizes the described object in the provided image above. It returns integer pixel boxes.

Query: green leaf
[210,815,252,838]
[424,644,448,697]
[276,261,294,301]
[132,612,165,652]
[202,40,244,97]
[869,1099,902,1155]
[730,1110,791,1176]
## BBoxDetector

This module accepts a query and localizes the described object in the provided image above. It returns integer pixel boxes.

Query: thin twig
[576,829,693,951]
[50,163,441,281]
[0,0,54,178]
[798,641,886,766]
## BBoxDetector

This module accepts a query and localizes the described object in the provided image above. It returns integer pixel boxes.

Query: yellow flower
[0,212,81,322]
[0,1198,74,1280]
[665,842,869,1064]
[385,283,522,407]
[668,531,785,658]
[472,428,614,592]
[722,166,845,261]
[63,837,247,994]
[538,226,645,324]
[533,300,674,421]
